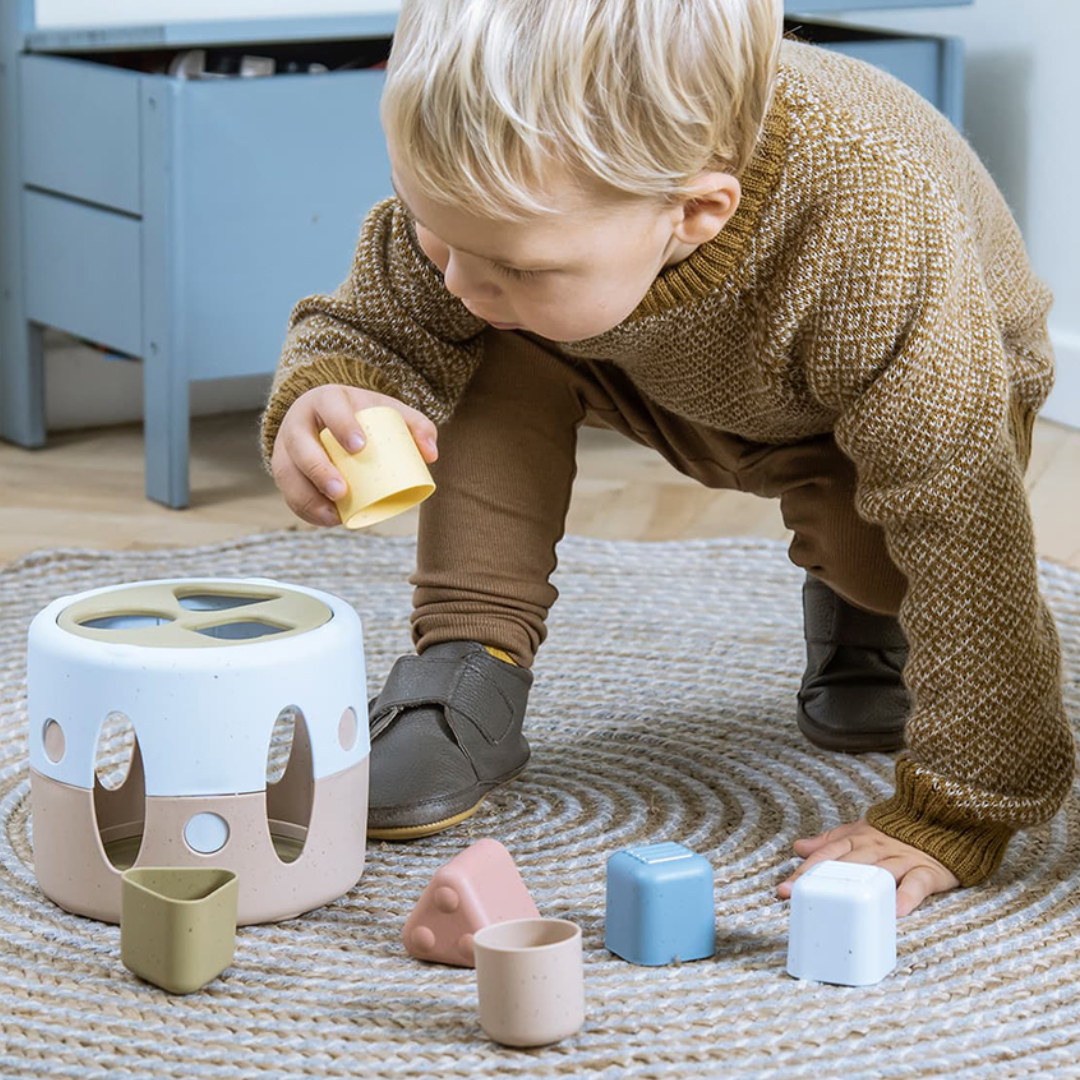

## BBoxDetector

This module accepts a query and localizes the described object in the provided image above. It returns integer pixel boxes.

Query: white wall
[822,0,1080,429]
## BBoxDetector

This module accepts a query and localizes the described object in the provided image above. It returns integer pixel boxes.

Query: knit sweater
[260,40,1075,886]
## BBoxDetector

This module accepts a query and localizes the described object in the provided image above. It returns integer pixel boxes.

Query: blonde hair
[381,0,784,220]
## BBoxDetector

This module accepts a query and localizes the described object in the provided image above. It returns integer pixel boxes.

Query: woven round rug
[2,529,1079,1079]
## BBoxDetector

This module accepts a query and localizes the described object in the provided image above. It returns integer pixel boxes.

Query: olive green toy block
[120,867,238,994]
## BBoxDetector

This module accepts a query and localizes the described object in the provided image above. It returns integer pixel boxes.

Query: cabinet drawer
[820,37,948,108]
[785,19,962,123]
[24,189,143,356]
[175,67,391,380]
[20,55,142,215]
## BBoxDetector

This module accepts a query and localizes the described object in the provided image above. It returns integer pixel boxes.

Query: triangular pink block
[403,838,539,967]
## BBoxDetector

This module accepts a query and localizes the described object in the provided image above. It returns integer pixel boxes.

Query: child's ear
[673,171,742,246]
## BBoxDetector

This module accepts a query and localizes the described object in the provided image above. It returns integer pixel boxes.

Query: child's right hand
[271,385,439,527]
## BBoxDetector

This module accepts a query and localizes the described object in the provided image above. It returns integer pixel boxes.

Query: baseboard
[1044,329,1080,431]
[43,333,271,431]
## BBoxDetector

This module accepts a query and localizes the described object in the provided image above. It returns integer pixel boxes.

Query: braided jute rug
[2,530,1080,1080]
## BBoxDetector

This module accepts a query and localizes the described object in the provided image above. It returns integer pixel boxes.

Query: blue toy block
[605,842,715,966]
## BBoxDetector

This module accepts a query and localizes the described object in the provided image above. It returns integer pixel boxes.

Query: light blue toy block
[786,860,897,986]
[605,842,715,966]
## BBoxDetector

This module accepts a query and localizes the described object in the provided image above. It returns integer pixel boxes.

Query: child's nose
[443,254,500,302]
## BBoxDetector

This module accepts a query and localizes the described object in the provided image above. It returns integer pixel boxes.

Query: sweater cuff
[258,355,397,473]
[865,758,1014,887]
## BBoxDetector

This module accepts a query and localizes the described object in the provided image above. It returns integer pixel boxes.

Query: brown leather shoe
[796,575,909,753]
[366,641,532,840]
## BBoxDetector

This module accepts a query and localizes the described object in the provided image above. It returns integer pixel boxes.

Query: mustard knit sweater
[261,40,1075,886]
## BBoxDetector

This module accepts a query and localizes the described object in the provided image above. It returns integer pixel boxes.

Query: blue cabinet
[785,17,964,124]
[0,1,969,508]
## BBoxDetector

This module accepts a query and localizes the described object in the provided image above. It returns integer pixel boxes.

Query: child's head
[382,0,782,341]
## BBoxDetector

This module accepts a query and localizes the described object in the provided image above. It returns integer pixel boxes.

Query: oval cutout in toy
[194,621,286,641]
[266,706,313,865]
[43,718,66,763]
[176,593,269,612]
[81,613,172,631]
[93,713,146,871]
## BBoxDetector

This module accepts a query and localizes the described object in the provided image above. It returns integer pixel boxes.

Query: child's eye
[492,263,540,282]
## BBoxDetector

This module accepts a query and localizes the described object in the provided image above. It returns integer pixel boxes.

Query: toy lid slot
[26,13,398,55]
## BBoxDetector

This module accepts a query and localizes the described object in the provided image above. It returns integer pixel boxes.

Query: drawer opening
[783,18,923,47]
[65,36,393,79]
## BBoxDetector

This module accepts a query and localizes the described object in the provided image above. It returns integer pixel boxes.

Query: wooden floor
[1,412,1078,569]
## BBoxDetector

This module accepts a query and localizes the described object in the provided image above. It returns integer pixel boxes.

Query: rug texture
[2,529,1079,1079]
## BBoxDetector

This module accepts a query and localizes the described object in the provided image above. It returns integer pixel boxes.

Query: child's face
[389,148,738,342]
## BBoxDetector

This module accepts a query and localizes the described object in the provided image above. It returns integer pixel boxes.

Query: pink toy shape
[403,838,539,966]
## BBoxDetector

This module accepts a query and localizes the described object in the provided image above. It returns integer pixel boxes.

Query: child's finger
[895,865,940,917]
[315,387,368,455]
[273,454,341,527]
[275,454,340,526]
[777,837,856,896]
[282,423,349,504]
[792,820,861,854]
[392,403,440,463]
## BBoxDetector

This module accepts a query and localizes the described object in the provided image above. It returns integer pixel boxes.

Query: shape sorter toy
[605,842,715,966]
[403,838,539,966]
[27,577,370,926]
[786,860,897,986]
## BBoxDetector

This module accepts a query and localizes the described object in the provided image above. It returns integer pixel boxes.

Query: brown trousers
[410,330,907,668]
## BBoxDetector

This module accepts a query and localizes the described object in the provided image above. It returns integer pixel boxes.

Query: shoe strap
[371,651,523,745]
[803,582,908,650]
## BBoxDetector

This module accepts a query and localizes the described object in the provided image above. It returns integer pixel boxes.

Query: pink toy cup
[473,918,585,1047]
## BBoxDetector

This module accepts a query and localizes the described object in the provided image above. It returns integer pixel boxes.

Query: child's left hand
[776,818,961,917]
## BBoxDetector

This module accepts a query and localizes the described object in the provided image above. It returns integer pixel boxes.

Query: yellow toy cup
[319,406,436,529]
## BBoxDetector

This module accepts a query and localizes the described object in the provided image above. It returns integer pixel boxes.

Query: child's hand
[271,385,439,527]
[776,818,961,917]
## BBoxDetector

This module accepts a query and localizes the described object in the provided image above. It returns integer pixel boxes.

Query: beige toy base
[31,757,368,926]
[320,406,436,529]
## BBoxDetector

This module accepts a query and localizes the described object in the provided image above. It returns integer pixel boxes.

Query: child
[260,0,1074,917]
